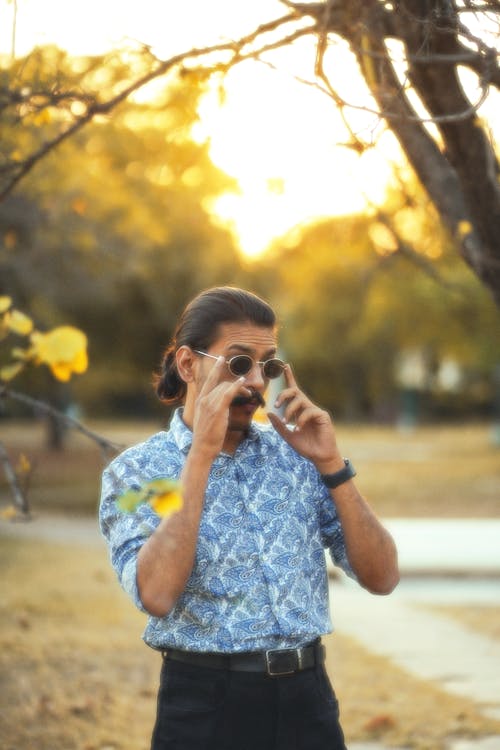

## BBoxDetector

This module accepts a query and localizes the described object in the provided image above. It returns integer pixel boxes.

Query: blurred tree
[255,181,500,420]
[1,3,500,305]
[1,51,246,416]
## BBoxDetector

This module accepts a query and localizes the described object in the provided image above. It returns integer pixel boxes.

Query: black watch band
[321,459,356,489]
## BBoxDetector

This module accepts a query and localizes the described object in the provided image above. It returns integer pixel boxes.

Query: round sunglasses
[194,350,286,379]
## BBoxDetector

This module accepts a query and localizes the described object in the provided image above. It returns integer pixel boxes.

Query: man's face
[196,321,278,433]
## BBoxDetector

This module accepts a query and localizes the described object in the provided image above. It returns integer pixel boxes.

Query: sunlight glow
[1,0,396,257]
[193,61,394,256]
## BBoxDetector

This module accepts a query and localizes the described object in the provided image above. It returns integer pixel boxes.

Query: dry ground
[420,605,500,642]
[1,537,500,750]
[1,420,499,748]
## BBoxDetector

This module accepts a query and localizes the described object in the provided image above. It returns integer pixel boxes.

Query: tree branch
[0,387,123,456]
[1,14,311,201]
[0,439,30,518]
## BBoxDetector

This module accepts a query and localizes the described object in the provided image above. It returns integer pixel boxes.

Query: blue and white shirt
[99,408,355,653]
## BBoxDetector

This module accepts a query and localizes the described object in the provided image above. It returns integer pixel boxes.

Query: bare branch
[0,387,123,456]
[0,15,313,200]
[0,439,30,518]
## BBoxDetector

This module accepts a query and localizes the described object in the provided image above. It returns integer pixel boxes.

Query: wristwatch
[321,459,356,489]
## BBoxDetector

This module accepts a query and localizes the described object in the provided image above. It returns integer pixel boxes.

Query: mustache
[231,390,266,408]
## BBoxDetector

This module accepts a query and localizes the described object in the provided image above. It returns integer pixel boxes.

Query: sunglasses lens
[228,355,253,376]
[263,359,285,379]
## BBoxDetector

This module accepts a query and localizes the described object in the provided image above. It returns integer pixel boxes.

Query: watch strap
[321,459,356,489]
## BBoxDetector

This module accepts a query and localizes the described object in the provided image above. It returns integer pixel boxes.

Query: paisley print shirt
[99,408,354,652]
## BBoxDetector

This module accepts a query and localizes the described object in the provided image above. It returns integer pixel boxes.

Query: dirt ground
[420,605,500,642]
[1,419,499,747]
[1,536,500,750]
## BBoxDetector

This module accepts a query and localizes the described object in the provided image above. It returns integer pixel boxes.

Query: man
[100,286,399,750]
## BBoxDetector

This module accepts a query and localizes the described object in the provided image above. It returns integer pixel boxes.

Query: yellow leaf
[32,108,52,126]
[11,346,31,360]
[7,309,33,336]
[0,361,25,381]
[116,478,183,517]
[30,326,88,381]
[0,296,12,313]
[150,490,183,517]
[457,220,473,238]
[50,362,72,381]
[71,348,88,374]
[147,479,181,494]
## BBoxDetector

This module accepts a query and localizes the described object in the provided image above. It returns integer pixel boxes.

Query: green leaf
[116,488,143,513]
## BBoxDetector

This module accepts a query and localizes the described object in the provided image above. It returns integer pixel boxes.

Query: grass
[1,536,500,750]
[1,418,499,518]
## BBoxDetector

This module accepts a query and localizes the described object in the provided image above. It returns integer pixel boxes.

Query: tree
[2,1,500,305]
[1,51,248,416]
[251,191,500,419]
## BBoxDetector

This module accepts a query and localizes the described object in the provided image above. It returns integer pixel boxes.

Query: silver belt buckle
[265,646,304,676]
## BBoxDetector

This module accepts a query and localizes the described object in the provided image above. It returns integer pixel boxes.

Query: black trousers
[151,655,347,750]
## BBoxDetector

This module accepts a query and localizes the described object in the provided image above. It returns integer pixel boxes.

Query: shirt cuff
[121,556,148,613]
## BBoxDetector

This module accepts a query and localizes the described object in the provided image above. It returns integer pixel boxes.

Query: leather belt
[164,639,325,677]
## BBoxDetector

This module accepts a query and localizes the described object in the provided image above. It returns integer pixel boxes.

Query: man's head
[155,286,277,407]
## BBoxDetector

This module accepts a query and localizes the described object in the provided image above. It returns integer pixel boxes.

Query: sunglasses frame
[194,350,286,379]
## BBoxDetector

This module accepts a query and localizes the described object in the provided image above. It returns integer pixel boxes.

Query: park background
[1,1,500,749]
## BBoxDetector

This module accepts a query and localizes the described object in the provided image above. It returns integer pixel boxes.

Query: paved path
[384,518,500,576]
[330,575,500,720]
[331,517,500,748]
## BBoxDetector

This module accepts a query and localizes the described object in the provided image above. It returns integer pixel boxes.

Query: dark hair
[155,286,276,404]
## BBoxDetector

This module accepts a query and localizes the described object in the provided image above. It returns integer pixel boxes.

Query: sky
[1,0,400,256]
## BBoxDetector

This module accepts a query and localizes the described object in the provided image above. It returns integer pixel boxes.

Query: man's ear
[176,346,196,384]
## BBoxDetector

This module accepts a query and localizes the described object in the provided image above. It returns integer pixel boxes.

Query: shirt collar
[170,407,262,455]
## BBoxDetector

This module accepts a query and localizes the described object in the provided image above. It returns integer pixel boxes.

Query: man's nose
[244,362,266,389]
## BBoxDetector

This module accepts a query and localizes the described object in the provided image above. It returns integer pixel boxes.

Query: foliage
[117,477,183,517]
[0,296,95,517]
[253,186,500,419]
[1,49,245,415]
[1,30,499,425]
[0,295,88,383]
[2,2,500,304]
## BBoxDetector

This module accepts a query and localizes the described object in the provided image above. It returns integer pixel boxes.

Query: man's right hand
[191,355,250,460]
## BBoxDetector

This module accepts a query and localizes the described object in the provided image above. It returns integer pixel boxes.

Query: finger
[222,376,251,405]
[283,393,314,426]
[267,412,293,441]
[198,355,226,394]
[283,363,298,389]
[205,376,251,410]
[274,385,298,410]
[294,404,322,431]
